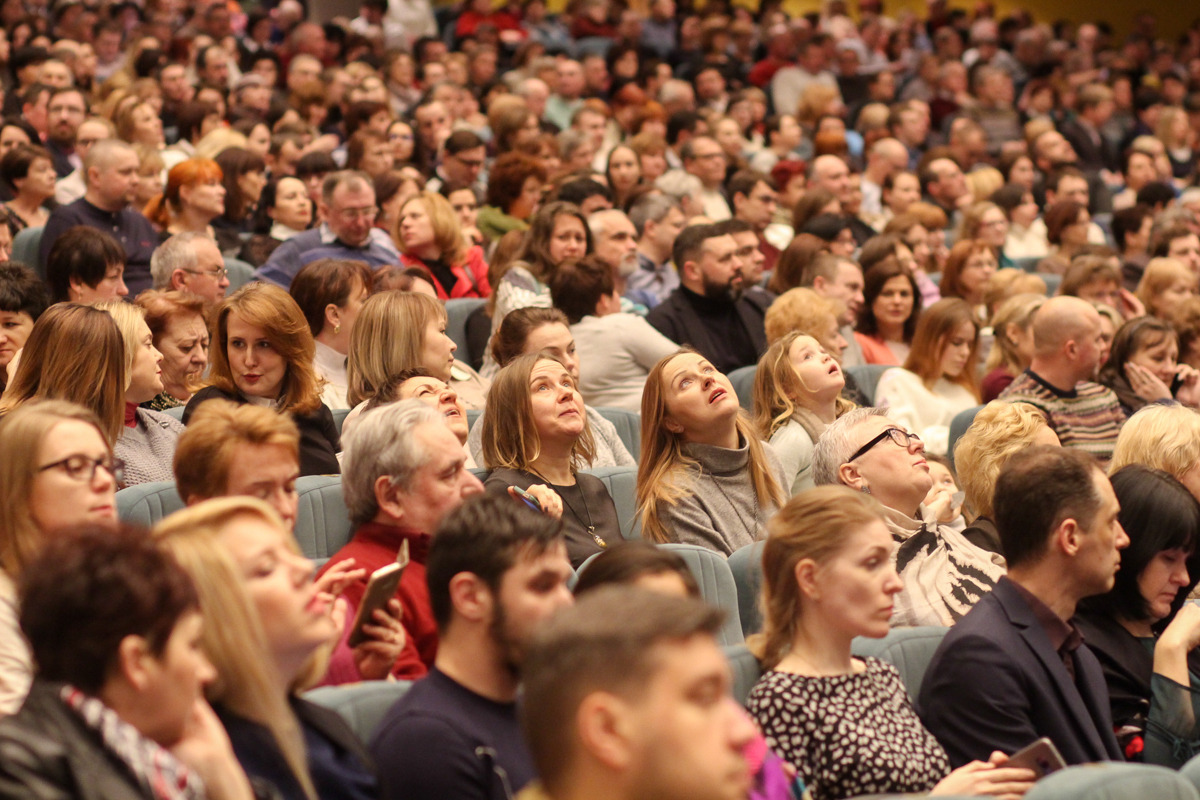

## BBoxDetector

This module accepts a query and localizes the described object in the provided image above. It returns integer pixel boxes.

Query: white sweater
[875,369,978,456]
[571,313,678,413]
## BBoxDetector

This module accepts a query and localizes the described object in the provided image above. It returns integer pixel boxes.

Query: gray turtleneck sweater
[659,436,787,556]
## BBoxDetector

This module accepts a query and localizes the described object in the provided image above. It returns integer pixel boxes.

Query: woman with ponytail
[745,486,1036,800]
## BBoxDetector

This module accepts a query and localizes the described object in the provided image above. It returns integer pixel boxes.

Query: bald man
[998,296,1124,464]
[860,138,908,217]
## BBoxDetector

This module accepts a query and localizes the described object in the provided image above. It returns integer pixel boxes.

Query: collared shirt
[626,250,679,308]
[1008,578,1084,681]
[255,223,400,289]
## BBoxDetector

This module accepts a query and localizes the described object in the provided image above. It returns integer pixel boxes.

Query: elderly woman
[813,407,1006,626]
[135,290,209,410]
[1111,403,1200,501]
[289,259,374,410]
[0,523,257,799]
[953,401,1061,554]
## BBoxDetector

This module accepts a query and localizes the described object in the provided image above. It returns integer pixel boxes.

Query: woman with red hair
[144,157,227,238]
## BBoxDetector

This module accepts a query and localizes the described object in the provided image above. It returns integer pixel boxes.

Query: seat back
[584,465,639,540]
[466,408,482,431]
[724,644,763,707]
[161,405,186,422]
[947,404,983,470]
[845,364,890,406]
[727,541,765,636]
[727,365,757,410]
[117,481,185,527]
[594,407,641,461]
[445,298,487,362]
[12,226,43,276]
[1029,763,1199,800]
[659,543,744,646]
[331,407,350,435]
[851,626,949,701]
[294,476,353,564]
[304,681,414,746]
[223,257,256,292]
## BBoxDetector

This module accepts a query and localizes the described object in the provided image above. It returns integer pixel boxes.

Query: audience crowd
[9,0,1200,798]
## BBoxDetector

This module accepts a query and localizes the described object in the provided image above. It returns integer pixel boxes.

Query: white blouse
[875,369,978,456]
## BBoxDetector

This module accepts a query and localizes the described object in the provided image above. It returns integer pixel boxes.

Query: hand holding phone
[347,540,410,648]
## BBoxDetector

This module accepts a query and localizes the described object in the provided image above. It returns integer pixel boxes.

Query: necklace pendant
[590,529,607,548]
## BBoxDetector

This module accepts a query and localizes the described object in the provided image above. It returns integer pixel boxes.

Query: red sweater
[317,522,438,684]
[400,245,491,300]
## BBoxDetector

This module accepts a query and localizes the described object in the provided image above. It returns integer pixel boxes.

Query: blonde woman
[981,293,1044,402]
[637,349,786,554]
[1111,403,1200,501]
[746,486,1035,800]
[752,332,853,495]
[155,498,384,800]
[1137,257,1197,320]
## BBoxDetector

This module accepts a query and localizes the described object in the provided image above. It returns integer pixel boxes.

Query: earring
[860,484,871,494]
[334,324,341,335]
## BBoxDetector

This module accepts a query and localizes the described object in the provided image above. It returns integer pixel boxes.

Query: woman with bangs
[213,147,268,254]
[854,243,923,366]
[183,283,341,476]
[1097,316,1200,417]
[481,352,620,567]
[1137,257,1197,321]
[144,157,227,238]
[0,143,55,235]
[875,298,982,456]
[637,349,787,555]
[394,191,490,300]
[154,497,382,800]
[753,331,854,495]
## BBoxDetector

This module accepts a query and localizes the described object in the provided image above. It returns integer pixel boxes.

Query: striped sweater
[999,369,1124,465]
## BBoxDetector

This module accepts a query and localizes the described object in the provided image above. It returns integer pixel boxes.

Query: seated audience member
[0,262,48,391]
[548,254,677,412]
[476,151,548,242]
[0,400,119,714]
[95,300,185,485]
[938,239,997,319]
[484,201,591,376]
[982,269,1047,320]
[289,258,373,410]
[813,407,1005,626]
[918,446,1128,767]
[790,252,867,366]
[627,193,685,309]
[646,224,771,374]
[346,291,489,424]
[144,158,227,238]
[212,147,268,252]
[854,256,922,366]
[44,226,128,303]
[38,139,159,295]
[764,287,868,405]
[354,368,471,453]
[981,293,1043,403]
[953,401,1061,554]
[1060,255,1144,323]
[472,307,635,467]
[573,540,700,597]
[1075,465,1200,766]
[999,296,1125,465]
[637,349,787,555]
[239,176,314,268]
[521,588,759,800]
[747,486,1036,800]
[875,298,982,455]
[1111,404,1200,503]
[1098,317,1200,417]
[320,400,487,682]
[148,231,232,304]
[1,143,55,235]
[136,290,209,411]
[255,170,400,289]
[1173,298,1200,371]
[753,331,852,495]
[173,401,302,529]
[182,283,341,477]
[0,524,257,800]
[395,191,491,299]
[155,498,385,800]
[0,304,126,449]
[370,493,574,800]
[1136,257,1196,321]
[482,353,621,566]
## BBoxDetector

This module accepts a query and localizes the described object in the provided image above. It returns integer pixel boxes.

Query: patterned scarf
[60,686,206,800]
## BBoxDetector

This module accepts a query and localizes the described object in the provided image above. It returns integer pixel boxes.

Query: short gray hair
[812,407,889,487]
[628,193,681,236]
[655,170,702,204]
[150,232,202,290]
[321,169,374,207]
[342,400,443,526]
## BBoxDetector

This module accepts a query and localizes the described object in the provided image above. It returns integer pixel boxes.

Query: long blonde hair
[93,299,147,391]
[346,291,447,408]
[637,349,784,544]
[747,486,886,669]
[153,498,320,800]
[752,331,853,439]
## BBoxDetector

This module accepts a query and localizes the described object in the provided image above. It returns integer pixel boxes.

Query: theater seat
[947,405,984,470]
[223,257,255,292]
[851,626,948,702]
[727,365,757,410]
[331,408,350,435]
[845,364,890,406]
[12,226,43,277]
[659,543,744,646]
[305,681,414,746]
[727,541,765,636]
[724,644,762,707]
[161,406,186,422]
[594,407,641,460]
[445,298,486,361]
[294,475,353,565]
[117,481,184,527]
[584,465,639,540]
[1029,762,1199,800]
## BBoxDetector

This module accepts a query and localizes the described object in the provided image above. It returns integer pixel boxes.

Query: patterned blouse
[747,658,951,800]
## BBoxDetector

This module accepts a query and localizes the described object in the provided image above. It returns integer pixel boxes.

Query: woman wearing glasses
[813,408,1005,626]
[0,400,120,714]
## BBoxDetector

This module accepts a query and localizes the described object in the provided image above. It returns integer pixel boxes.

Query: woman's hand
[924,484,958,524]
[1175,364,1200,407]
[171,700,255,800]
[509,484,563,519]
[1160,602,1200,654]
[313,559,366,600]
[352,598,406,681]
[1118,289,1146,320]
[931,753,1036,798]
[1125,362,1173,403]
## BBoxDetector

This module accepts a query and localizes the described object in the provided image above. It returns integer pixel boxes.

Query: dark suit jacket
[646,285,770,374]
[1061,118,1117,174]
[916,577,1124,767]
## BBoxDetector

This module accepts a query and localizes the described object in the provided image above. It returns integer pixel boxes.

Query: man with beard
[370,491,574,800]
[43,86,86,177]
[647,223,770,373]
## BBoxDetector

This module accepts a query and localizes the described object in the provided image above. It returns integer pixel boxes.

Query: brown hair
[903,297,981,397]
[491,306,571,369]
[288,259,375,338]
[939,239,994,301]
[345,291,447,408]
[393,192,467,266]
[173,400,301,503]
[752,331,853,439]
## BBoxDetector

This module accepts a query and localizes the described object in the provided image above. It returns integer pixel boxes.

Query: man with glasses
[256,170,399,290]
[149,232,231,303]
[426,130,486,195]
[681,136,731,221]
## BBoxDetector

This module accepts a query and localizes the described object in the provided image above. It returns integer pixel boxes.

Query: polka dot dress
[746,658,951,800]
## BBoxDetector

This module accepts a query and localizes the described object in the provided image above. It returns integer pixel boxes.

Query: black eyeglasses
[38,454,124,484]
[847,427,922,462]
